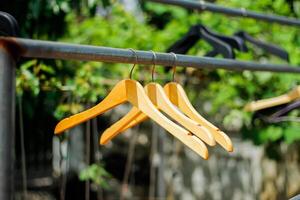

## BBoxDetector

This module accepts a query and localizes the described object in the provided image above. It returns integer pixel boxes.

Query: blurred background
[1,0,300,199]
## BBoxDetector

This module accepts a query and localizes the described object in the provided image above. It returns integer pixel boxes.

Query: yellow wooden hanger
[244,86,300,112]
[100,52,215,146]
[101,52,232,151]
[100,52,230,151]
[54,50,209,159]
[100,82,216,146]
[100,84,233,152]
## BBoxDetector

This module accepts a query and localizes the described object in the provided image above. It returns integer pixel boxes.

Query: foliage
[14,0,300,150]
[79,163,112,189]
[16,59,60,96]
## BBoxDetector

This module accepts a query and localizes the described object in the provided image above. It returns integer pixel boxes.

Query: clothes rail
[147,0,300,27]
[1,37,300,73]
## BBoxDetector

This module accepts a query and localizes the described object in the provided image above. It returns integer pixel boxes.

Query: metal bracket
[0,11,19,36]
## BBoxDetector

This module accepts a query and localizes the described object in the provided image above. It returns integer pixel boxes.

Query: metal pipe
[1,37,300,74]
[148,0,300,27]
[0,43,15,200]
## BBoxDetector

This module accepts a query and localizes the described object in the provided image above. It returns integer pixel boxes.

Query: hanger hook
[150,50,157,82]
[128,48,138,79]
[170,52,177,82]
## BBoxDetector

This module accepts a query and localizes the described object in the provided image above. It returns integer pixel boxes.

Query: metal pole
[0,12,18,200]
[147,0,300,27]
[0,45,15,200]
[1,37,300,74]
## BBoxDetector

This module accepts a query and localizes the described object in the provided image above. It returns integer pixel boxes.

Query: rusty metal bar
[148,0,300,27]
[1,37,300,73]
[0,46,15,200]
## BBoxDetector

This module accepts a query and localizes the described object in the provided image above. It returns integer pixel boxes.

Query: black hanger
[253,100,300,123]
[199,25,248,52]
[234,31,289,62]
[269,100,300,118]
[167,24,235,59]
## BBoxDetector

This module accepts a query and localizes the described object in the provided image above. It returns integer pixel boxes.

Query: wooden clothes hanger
[54,50,209,159]
[101,52,233,152]
[100,52,215,146]
[100,82,216,146]
[244,86,300,112]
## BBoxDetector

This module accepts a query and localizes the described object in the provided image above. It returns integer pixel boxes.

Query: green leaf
[283,126,300,144]
[79,163,112,189]
[266,126,283,141]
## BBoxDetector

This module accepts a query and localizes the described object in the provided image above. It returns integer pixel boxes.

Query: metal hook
[128,48,138,79]
[170,52,177,82]
[150,50,157,82]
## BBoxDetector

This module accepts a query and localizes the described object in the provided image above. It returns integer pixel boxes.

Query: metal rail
[1,37,300,73]
[148,0,300,27]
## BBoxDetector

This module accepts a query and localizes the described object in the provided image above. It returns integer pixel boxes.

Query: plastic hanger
[268,100,300,119]
[244,86,300,112]
[200,25,248,53]
[167,24,235,59]
[100,52,215,146]
[253,100,300,123]
[54,49,209,159]
[199,25,248,57]
[234,31,289,62]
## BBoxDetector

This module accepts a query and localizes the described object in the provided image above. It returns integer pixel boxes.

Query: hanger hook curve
[128,48,138,79]
[170,52,177,82]
[150,50,157,82]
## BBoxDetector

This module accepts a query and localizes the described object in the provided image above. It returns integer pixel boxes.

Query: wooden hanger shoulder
[54,80,128,134]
